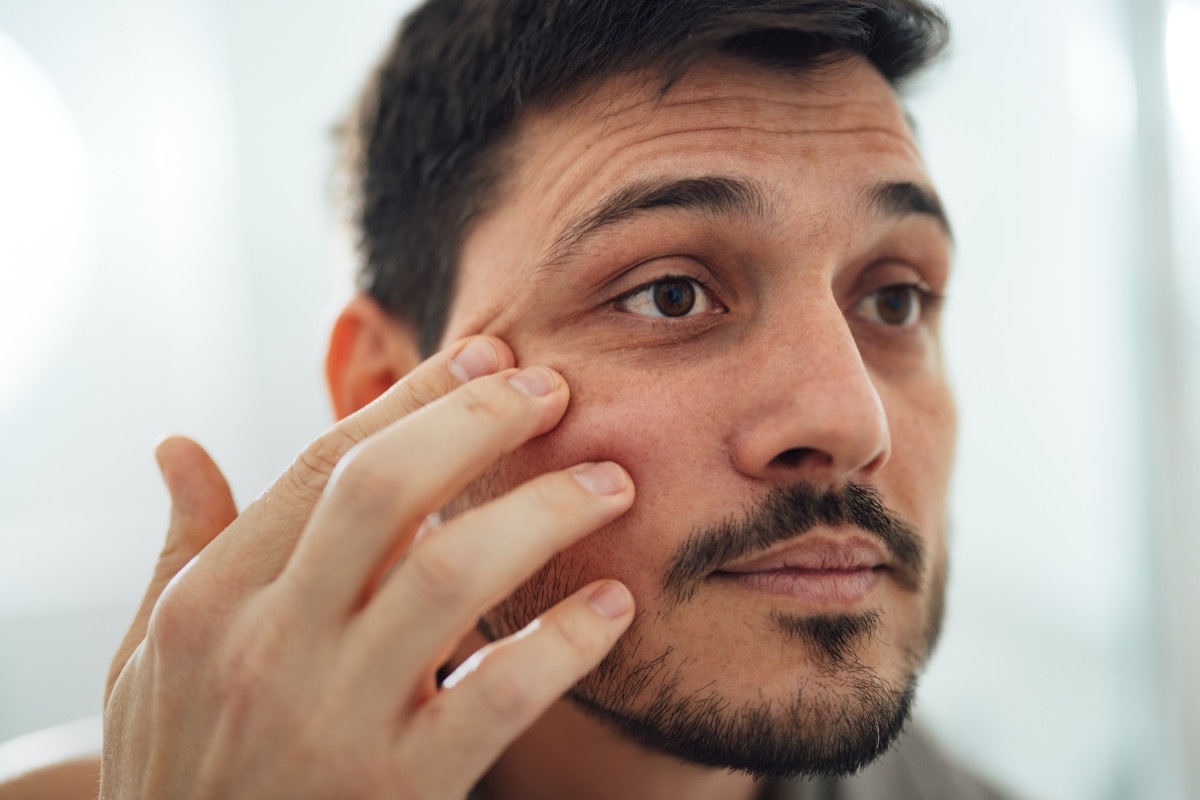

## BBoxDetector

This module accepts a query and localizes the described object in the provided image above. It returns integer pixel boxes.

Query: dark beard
[563,610,915,780]
[477,482,941,780]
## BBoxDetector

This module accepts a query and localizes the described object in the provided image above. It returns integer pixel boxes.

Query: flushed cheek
[494,361,733,594]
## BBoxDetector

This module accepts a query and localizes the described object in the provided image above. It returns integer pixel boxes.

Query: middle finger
[286,366,570,616]
[348,460,635,692]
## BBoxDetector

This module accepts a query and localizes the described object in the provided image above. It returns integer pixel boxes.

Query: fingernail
[449,339,497,383]
[507,366,557,396]
[573,462,626,495]
[588,582,633,619]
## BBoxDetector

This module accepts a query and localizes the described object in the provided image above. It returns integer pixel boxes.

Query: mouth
[709,535,889,606]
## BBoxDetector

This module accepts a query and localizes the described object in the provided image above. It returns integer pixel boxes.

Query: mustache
[660,483,925,608]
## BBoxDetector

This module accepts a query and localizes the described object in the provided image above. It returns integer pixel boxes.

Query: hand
[100,337,637,799]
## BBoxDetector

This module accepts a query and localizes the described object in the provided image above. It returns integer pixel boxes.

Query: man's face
[441,56,955,777]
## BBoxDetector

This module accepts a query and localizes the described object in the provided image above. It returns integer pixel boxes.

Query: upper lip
[713,533,889,574]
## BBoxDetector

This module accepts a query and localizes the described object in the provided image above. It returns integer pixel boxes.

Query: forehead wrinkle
[547,55,899,132]
[535,175,771,275]
[517,81,916,192]
[507,65,919,240]
[562,95,917,153]
[481,59,927,294]
[524,118,921,255]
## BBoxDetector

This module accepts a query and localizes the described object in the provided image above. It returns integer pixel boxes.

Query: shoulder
[774,724,1018,800]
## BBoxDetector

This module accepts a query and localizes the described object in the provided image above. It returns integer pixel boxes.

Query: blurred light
[1067,22,1136,143]
[1167,1,1200,139]
[1165,1,1200,338]
[0,30,94,420]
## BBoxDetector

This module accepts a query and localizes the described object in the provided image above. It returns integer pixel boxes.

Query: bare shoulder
[0,717,102,800]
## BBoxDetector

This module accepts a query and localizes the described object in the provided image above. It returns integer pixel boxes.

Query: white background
[1,1,1197,798]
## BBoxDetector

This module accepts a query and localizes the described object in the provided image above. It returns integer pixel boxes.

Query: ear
[325,294,422,419]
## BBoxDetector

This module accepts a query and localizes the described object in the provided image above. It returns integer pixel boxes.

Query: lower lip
[712,568,883,605]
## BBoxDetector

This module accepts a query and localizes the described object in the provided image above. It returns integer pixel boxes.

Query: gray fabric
[766,725,1016,800]
[470,723,1017,799]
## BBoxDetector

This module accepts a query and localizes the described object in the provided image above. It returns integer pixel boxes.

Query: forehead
[512,57,917,212]
[447,56,931,336]
[529,55,915,142]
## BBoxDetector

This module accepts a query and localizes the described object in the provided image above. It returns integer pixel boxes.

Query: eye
[615,277,719,318]
[853,284,937,327]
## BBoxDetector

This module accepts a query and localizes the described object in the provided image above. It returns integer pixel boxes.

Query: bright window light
[0,30,94,420]
[1167,1,1200,138]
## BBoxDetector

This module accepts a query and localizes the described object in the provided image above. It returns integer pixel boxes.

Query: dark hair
[343,0,949,355]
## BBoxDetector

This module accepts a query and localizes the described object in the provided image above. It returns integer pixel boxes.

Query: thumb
[105,436,237,703]
[154,435,239,563]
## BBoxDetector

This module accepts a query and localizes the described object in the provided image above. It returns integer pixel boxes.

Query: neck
[478,698,763,800]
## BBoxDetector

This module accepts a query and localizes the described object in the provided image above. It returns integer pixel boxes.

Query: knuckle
[291,427,359,497]
[328,448,406,516]
[457,380,517,424]
[477,666,536,719]
[145,579,205,656]
[402,376,444,412]
[527,475,577,518]
[545,608,604,662]
[405,541,469,605]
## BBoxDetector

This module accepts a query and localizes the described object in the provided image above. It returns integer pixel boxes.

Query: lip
[716,535,888,573]
[710,534,889,605]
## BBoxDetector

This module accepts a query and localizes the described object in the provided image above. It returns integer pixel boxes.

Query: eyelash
[853,283,945,328]
[610,274,722,319]
[913,285,945,312]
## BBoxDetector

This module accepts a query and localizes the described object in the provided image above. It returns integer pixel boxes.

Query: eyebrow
[863,180,953,242]
[540,176,767,270]
[539,174,952,272]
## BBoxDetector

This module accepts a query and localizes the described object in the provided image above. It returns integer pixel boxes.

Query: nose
[728,301,891,487]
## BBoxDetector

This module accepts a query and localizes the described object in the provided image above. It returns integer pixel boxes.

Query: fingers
[410,580,635,794]
[347,461,634,684]
[156,436,239,549]
[288,366,572,613]
[96,335,637,799]
[194,336,515,589]
[106,437,236,702]
[338,337,516,457]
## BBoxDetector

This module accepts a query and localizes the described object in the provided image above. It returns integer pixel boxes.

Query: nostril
[773,447,826,468]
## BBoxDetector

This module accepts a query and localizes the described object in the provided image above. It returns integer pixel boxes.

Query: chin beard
[482,591,919,781]
[471,481,942,780]
[567,610,916,781]
[567,675,915,781]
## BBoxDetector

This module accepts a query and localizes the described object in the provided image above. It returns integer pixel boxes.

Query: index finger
[197,335,514,588]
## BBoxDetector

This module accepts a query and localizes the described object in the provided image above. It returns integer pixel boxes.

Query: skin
[1,54,954,800]
[444,56,956,797]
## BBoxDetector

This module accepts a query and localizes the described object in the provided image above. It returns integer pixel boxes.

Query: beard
[474,482,947,781]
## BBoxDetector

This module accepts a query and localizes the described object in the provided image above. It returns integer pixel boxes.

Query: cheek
[488,355,732,595]
[880,379,956,533]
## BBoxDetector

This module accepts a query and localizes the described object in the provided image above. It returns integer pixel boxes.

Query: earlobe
[325,294,422,419]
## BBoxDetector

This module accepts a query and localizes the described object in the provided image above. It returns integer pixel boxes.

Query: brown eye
[854,284,924,327]
[652,279,696,317]
[876,286,914,325]
[615,276,718,319]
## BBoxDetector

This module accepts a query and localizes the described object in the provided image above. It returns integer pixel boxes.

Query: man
[1,0,1011,797]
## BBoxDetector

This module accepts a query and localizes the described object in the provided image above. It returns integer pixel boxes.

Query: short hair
[343,0,949,355]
